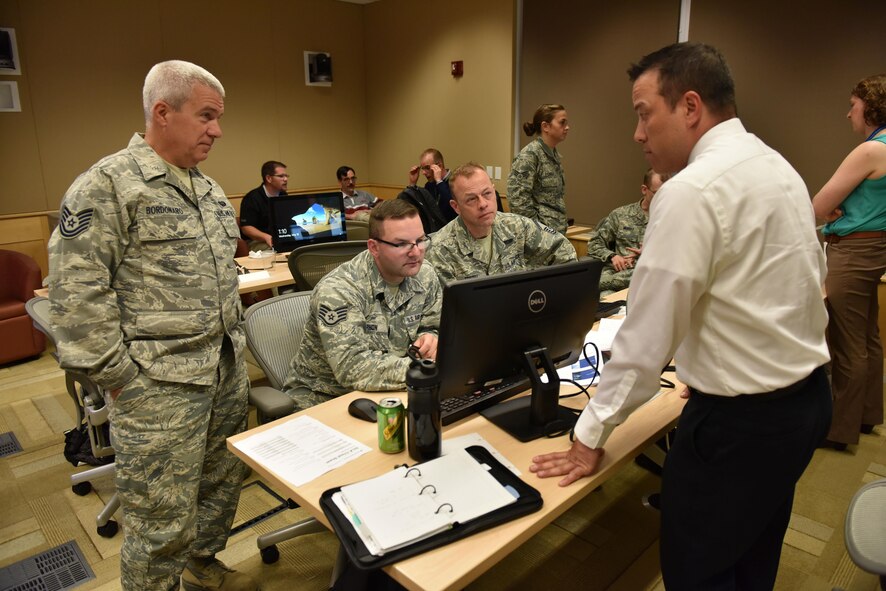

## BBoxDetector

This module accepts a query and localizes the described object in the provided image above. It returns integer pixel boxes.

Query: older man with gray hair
[48,60,257,591]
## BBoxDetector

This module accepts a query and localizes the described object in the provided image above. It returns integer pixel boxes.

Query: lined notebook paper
[334,448,517,555]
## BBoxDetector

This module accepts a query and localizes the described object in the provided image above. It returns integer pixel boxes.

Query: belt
[825,230,886,244]
[689,366,824,402]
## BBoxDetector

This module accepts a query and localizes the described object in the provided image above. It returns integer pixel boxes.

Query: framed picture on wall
[304,51,332,87]
[0,81,21,112]
[0,28,21,75]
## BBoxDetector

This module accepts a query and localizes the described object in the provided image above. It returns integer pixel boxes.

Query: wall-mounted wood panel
[0,214,51,277]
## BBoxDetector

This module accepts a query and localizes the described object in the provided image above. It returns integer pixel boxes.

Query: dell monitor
[269,192,347,252]
[436,259,603,441]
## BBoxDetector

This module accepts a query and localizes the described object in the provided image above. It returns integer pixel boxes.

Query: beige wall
[363,0,516,193]
[0,0,371,216]
[690,0,883,195]
[4,0,883,263]
[519,0,885,228]
[519,0,677,227]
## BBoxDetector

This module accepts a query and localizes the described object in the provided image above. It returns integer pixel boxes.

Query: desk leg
[328,545,407,591]
[640,443,667,468]
[330,544,346,588]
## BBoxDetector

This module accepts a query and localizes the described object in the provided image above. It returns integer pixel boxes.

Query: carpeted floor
[0,348,883,590]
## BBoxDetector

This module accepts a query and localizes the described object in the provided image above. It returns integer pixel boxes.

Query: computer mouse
[347,398,378,423]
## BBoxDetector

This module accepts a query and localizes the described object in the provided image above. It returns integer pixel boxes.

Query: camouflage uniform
[47,134,250,591]
[586,199,649,295]
[507,137,568,233]
[425,212,577,284]
[283,250,441,407]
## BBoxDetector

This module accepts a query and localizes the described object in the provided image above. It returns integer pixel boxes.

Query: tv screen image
[435,258,603,441]
[269,192,347,252]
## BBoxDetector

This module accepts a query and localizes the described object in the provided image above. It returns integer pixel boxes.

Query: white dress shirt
[575,118,830,449]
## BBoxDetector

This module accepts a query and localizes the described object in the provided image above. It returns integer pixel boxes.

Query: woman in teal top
[813,74,886,450]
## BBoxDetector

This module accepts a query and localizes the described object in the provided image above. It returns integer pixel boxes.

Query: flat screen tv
[269,192,347,252]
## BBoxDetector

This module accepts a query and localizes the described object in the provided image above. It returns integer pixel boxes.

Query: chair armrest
[249,386,295,423]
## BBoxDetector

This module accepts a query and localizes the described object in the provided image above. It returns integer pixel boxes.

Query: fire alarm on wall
[451,60,463,77]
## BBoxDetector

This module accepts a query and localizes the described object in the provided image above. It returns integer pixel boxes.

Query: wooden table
[227,379,684,591]
[34,255,296,299]
[566,224,593,258]
[236,253,295,294]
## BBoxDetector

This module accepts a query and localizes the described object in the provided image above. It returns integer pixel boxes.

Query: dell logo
[528,290,546,313]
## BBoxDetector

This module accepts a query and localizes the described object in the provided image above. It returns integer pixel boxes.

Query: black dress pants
[660,366,831,590]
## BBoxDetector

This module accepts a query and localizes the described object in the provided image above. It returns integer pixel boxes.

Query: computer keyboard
[440,375,530,425]
[595,299,626,320]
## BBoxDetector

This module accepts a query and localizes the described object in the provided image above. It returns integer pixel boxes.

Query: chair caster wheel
[97,520,119,538]
[72,482,92,496]
[260,545,280,564]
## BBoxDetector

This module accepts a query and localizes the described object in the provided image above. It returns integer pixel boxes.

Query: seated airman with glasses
[282,199,441,410]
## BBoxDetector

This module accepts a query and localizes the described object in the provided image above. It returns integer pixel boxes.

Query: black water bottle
[406,358,442,462]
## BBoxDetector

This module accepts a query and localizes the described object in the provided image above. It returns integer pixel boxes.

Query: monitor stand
[480,346,578,442]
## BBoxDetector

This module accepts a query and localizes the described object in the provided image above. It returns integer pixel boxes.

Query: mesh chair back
[346,219,370,240]
[243,291,313,390]
[287,240,367,291]
[26,296,113,458]
[26,296,53,344]
[844,478,886,575]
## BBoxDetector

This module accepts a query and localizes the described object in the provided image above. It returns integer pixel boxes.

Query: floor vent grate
[0,540,95,591]
[0,431,22,458]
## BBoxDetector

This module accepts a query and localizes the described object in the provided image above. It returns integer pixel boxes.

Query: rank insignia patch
[319,304,348,327]
[59,205,95,239]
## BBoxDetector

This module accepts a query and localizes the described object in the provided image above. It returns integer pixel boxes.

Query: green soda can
[377,397,405,454]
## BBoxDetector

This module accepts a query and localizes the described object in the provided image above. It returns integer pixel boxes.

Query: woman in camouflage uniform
[507,104,570,233]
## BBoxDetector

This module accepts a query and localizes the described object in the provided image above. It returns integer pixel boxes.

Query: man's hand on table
[529,438,605,486]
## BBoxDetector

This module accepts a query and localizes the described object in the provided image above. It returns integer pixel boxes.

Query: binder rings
[320,445,543,570]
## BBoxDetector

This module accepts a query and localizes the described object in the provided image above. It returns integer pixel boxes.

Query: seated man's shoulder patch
[318,304,348,327]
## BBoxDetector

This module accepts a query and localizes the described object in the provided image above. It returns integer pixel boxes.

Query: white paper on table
[552,315,626,387]
[237,270,271,284]
[441,433,521,476]
[232,415,370,487]
[588,316,625,352]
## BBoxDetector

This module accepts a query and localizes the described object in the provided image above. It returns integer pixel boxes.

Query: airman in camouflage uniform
[586,169,666,295]
[47,61,256,591]
[427,163,576,284]
[508,105,570,233]
[284,201,441,408]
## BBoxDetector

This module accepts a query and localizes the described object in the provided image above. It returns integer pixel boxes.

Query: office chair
[844,478,886,589]
[287,240,367,291]
[346,219,370,240]
[25,296,120,538]
[243,291,327,563]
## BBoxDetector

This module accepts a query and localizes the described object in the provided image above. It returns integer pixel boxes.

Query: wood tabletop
[235,253,295,294]
[227,376,684,591]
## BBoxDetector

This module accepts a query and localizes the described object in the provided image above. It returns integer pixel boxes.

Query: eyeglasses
[374,236,431,251]
[343,176,357,182]
[272,174,290,179]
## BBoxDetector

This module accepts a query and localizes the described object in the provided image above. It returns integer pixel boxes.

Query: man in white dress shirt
[530,42,831,589]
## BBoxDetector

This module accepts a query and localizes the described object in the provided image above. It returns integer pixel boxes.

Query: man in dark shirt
[407,148,457,222]
[240,160,288,249]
